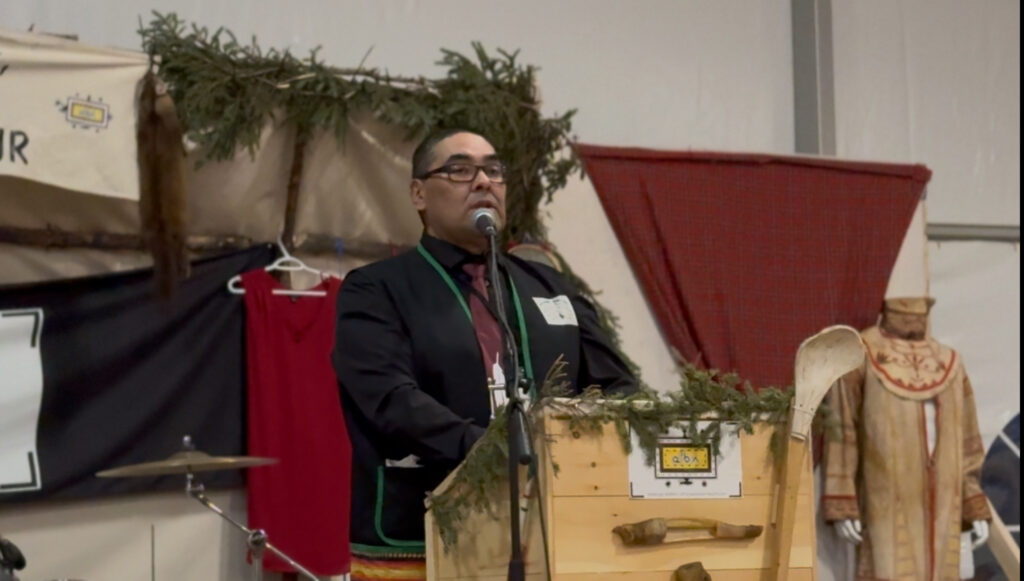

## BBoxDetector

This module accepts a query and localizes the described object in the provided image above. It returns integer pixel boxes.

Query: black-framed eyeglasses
[417,161,507,184]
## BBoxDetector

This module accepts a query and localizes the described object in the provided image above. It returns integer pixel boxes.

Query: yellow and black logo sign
[55,95,112,131]
[658,444,712,473]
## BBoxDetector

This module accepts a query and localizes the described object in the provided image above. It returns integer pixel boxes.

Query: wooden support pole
[281,128,310,252]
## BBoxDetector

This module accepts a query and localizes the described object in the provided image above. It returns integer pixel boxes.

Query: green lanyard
[416,244,534,383]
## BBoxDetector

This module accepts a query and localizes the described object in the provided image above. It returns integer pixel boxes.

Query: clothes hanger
[227,236,339,297]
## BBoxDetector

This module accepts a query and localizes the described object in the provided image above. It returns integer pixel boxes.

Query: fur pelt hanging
[136,67,189,298]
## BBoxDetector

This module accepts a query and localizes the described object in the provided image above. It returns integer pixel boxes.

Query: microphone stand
[184,472,318,581]
[484,227,534,581]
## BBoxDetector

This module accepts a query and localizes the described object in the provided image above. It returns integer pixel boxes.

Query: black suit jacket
[333,234,635,548]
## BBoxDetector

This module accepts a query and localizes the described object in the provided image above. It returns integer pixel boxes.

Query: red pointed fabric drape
[579,145,929,388]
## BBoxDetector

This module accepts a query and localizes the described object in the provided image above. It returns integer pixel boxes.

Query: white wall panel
[0,0,794,152]
[929,241,1020,449]
[0,489,260,581]
[832,0,1020,226]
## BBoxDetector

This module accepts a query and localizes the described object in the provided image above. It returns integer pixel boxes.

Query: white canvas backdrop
[0,28,146,200]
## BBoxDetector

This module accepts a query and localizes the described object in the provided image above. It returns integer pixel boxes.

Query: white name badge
[532,295,578,326]
[384,454,422,468]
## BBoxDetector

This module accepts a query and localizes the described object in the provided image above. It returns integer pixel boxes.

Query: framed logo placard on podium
[627,422,743,499]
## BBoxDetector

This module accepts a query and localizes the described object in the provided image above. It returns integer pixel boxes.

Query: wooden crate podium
[425,412,817,581]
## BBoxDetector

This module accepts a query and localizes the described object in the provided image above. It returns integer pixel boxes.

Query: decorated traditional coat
[821,326,991,581]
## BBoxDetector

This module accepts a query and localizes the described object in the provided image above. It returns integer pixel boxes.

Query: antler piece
[612,518,668,545]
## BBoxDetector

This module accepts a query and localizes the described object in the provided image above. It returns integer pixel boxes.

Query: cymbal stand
[185,472,318,581]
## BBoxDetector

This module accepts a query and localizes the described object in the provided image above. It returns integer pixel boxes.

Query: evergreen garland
[427,360,799,552]
[138,12,579,242]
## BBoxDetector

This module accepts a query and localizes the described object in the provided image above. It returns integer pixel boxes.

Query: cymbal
[96,450,277,478]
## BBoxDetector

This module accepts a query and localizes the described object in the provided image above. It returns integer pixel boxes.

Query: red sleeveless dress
[242,269,350,575]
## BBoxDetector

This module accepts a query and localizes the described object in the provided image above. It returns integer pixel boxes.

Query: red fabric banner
[579,145,929,388]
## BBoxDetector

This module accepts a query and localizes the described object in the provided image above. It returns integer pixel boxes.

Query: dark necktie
[462,262,504,381]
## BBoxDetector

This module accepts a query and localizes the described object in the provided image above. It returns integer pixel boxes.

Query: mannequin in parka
[821,297,991,580]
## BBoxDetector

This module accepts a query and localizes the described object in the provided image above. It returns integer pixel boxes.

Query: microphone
[471,208,498,236]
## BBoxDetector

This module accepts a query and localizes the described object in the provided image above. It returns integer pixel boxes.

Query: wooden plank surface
[986,499,1021,581]
[428,418,819,581]
[550,494,814,574]
[429,470,552,580]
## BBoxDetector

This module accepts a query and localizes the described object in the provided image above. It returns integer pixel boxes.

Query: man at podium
[334,128,636,580]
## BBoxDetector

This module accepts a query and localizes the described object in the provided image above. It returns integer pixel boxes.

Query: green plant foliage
[138,11,580,242]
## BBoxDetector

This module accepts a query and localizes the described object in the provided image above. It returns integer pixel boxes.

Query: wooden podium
[425,413,817,581]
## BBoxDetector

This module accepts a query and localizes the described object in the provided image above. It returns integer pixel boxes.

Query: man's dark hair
[411,128,486,179]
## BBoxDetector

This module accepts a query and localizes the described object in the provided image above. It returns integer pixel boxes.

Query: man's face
[410,132,507,246]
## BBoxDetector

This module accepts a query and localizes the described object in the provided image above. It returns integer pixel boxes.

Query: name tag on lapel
[532,295,578,326]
